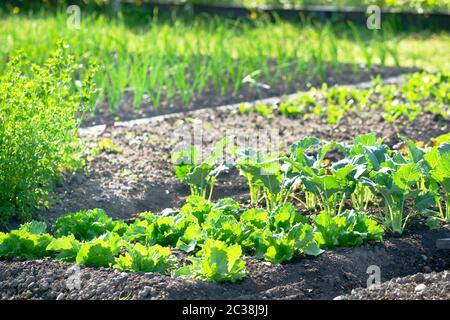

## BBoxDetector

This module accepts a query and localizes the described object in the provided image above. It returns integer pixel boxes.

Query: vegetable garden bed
[28,73,449,224]
[1,70,449,300]
[1,226,448,300]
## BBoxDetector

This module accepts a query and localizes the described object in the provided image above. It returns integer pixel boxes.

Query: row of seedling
[0,194,383,281]
[240,71,450,124]
[173,132,450,235]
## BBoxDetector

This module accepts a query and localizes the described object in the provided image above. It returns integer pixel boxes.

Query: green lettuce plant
[54,208,127,241]
[46,235,81,262]
[0,221,53,259]
[241,204,322,264]
[313,210,384,249]
[176,239,247,282]
[251,222,322,264]
[75,233,122,268]
[114,243,177,274]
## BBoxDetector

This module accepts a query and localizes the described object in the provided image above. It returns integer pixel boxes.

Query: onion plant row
[0,9,402,111]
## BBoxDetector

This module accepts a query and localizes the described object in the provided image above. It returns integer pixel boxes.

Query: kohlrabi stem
[364,188,372,210]
[208,178,216,201]
[248,177,258,206]
[359,184,364,210]
[437,196,444,218]
[293,195,308,209]
[445,195,450,222]
[305,192,315,210]
[338,196,345,215]
[264,189,272,211]
[389,200,405,235]
[190,186,196,197]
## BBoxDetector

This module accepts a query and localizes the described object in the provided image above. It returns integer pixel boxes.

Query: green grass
[0,7,448,111]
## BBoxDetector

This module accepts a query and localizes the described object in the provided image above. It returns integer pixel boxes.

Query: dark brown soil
[83,64,418,127]
[337,271,449,300]
[0,226,448,300]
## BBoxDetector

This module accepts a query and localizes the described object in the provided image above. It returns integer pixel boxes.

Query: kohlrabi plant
[235,148,297,211]
[361,162,423,235]
[283,137,364,216]
[343,133,384,210]
[423,143,450,225]
[172,138,229,200]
